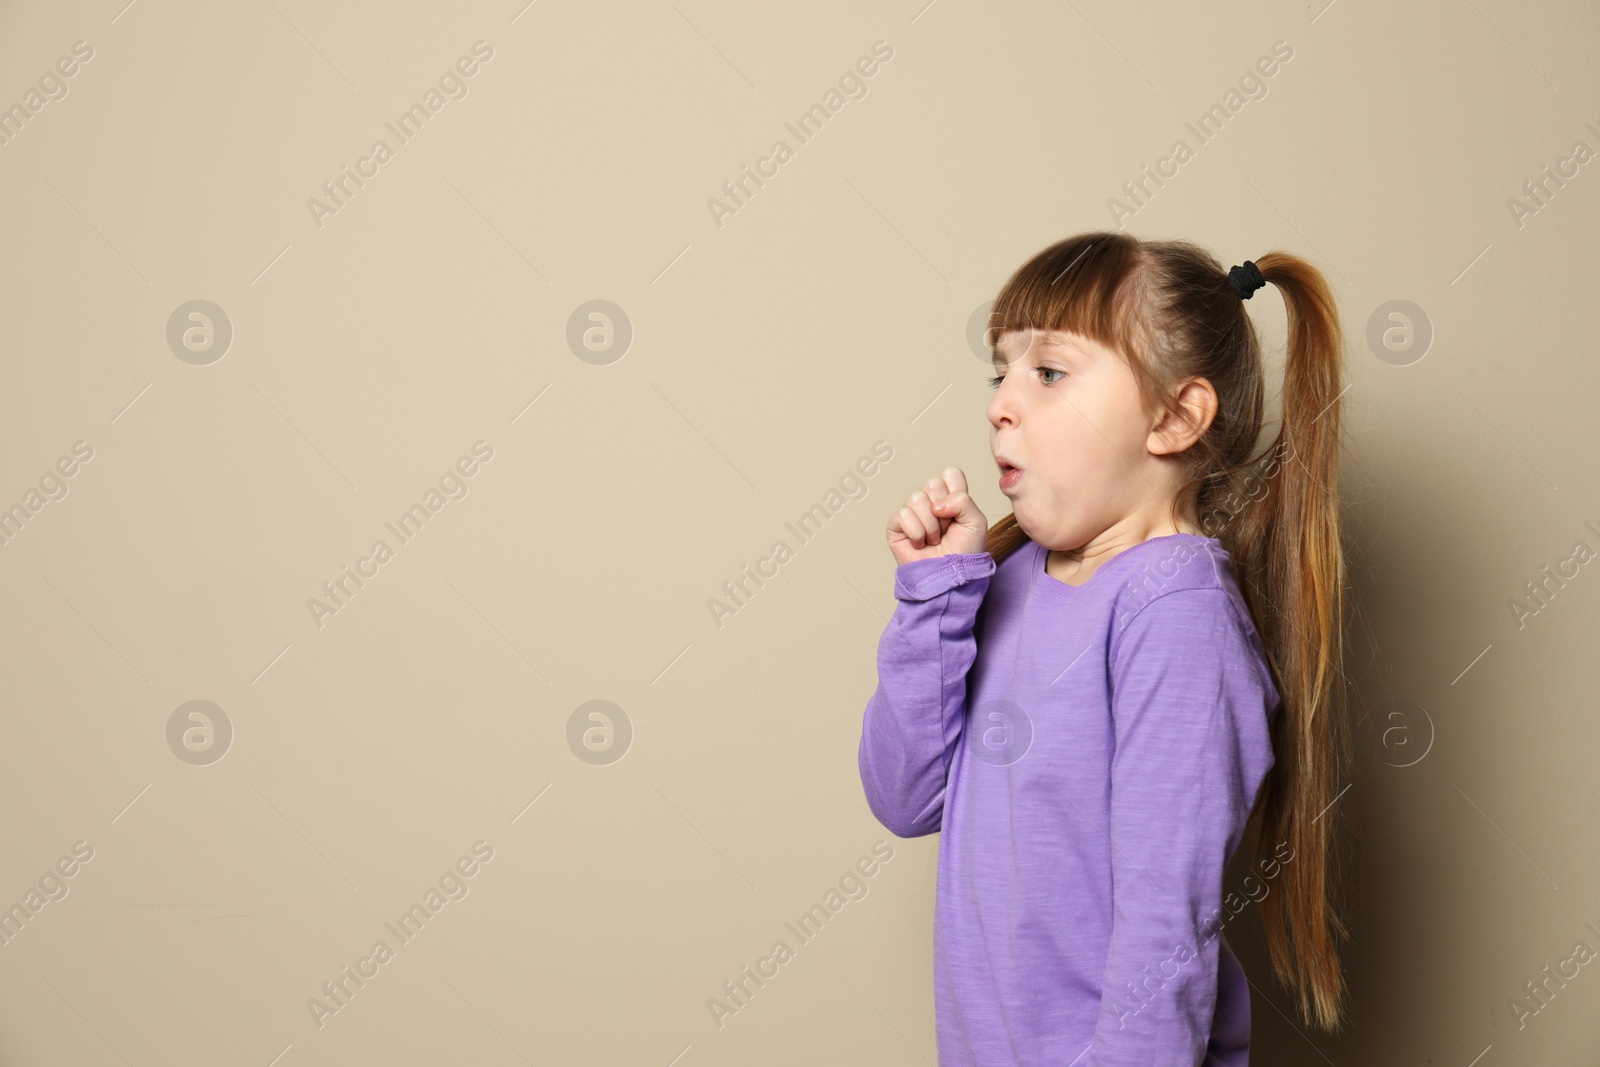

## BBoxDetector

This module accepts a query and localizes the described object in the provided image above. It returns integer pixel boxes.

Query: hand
[886,468,989,566]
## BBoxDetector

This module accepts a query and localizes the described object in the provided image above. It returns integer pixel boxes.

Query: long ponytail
[1230,253,1353,1032]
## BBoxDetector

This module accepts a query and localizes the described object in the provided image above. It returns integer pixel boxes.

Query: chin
[1009,507,1050,545]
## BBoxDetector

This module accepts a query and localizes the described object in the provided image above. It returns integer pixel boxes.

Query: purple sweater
[858,533,1280,1066]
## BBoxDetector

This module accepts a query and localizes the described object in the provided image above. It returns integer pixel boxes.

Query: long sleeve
[857,551,996,838]
[1089,588,1278,1066]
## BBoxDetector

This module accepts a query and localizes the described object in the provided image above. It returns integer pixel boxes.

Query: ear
[1147,377,1218,456]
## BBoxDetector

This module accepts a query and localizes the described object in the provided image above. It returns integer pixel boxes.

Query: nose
[988,375,1016,431]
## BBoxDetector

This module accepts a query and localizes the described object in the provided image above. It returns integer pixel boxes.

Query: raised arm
[1090,588,1279,1065]
[857,551,996,838]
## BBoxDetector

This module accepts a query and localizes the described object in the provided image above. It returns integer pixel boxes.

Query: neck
[1054,503,1204,566]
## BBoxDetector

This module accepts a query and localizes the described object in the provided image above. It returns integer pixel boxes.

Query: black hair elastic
[1228,260,1266,300]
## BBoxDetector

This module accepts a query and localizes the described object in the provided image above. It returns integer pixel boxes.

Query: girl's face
[987,327,1177,552]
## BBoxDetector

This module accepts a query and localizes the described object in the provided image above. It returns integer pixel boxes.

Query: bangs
[987,232,1149,366]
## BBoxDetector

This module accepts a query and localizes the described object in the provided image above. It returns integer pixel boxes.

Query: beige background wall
[1,0,1596,1063]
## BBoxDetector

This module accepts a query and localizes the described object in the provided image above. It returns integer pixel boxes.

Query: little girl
[858,232,1352,1065]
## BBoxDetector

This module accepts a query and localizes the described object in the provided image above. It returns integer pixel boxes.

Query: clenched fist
[886,468,989,566]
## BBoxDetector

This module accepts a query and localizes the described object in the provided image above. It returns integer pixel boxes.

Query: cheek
[1055,404,1124,462]
[1045,409,1140,490]
[1081,393,1149,453]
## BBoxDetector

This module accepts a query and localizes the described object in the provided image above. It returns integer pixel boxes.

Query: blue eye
[987,368,1065,389]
